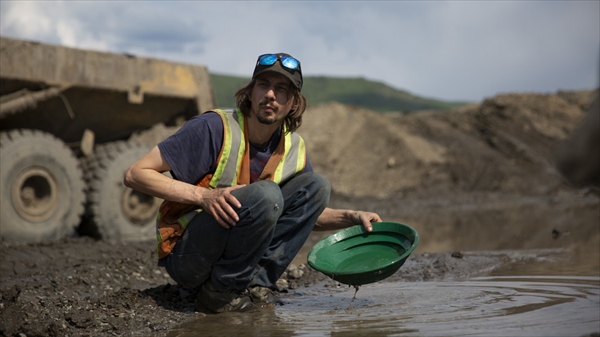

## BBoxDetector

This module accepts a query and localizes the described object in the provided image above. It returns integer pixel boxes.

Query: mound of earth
[300,90,596,199]
[301,90,599,253]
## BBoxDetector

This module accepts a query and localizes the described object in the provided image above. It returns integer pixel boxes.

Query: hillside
[210,73,467,113]
[300,90,596,199]
[298,89,599,252]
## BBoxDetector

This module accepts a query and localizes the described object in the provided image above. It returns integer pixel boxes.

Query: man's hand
[199,185,246,229]
[315,208,383,232]
[351,211,382,232]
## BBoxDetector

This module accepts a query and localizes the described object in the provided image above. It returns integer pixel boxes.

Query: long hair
[234,79,307,134]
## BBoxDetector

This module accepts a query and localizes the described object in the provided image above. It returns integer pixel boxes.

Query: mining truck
[0,37,215,243]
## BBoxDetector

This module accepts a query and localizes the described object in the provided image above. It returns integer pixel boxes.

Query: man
[124,53,382,313]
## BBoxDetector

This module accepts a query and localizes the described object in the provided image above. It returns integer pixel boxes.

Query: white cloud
[1,1,54,41]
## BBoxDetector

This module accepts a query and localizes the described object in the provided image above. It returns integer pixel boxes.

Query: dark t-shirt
[158,111,313,185]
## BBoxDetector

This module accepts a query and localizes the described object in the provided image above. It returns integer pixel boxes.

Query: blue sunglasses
[256,53,301,72]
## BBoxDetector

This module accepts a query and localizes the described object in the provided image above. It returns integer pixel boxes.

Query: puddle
[273,276,599,337]
[167,249,599,337]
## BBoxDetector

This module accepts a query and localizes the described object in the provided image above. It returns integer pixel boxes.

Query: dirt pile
[300,90,597,199]
[301,90,599,253]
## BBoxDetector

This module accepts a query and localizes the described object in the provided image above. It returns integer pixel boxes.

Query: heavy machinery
[0,37,215,242]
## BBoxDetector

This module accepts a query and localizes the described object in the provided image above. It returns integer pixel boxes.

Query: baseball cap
[252,53,303,90]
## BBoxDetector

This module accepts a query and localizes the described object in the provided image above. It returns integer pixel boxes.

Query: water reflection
[167,309,294,337]
[168,275,598,337]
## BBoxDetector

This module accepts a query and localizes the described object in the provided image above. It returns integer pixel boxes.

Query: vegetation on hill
[210,73,469,113]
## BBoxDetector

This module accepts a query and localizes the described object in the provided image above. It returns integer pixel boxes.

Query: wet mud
[0,234,532,336]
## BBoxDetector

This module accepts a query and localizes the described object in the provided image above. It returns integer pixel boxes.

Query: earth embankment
[300,90,599,252]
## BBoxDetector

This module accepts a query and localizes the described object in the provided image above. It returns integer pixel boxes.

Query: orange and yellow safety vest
[155,108,306,258]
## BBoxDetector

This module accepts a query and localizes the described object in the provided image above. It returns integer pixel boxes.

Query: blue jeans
[162,172,331,292]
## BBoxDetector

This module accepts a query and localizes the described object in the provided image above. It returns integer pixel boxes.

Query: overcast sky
[1,1,598,102]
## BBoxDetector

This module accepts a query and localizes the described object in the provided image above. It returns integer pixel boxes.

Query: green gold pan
[308,222,419,285]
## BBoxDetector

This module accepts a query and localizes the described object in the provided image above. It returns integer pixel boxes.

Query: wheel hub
[121,188,159,225]
[11,167,59,222]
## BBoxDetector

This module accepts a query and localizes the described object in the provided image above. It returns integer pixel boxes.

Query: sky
[1,1,598,102]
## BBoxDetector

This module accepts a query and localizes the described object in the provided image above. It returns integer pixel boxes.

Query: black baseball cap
[252,53,303,90]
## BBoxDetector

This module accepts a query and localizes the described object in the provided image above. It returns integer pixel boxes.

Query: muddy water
[167,249,599,337]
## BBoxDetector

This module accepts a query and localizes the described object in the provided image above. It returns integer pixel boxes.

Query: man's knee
[307,172,332,193]
[288,172,331,204]
[235,180,284,223]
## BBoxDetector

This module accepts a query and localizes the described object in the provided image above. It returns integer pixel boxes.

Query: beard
[255,103,281,125]
[255,112,278,125]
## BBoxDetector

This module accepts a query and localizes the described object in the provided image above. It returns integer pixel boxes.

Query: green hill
[210,73,469,113]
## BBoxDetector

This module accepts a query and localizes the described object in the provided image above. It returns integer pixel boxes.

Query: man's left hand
[352,211,382,232]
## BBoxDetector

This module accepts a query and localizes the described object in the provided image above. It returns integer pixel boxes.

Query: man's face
[249,72,296,126]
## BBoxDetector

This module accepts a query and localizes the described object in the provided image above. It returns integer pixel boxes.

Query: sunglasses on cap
[256,53,301,73]
[253,53,303,90]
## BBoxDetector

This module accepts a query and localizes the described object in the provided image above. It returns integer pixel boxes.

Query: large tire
[81,141,161,241]
[0,130,86,242]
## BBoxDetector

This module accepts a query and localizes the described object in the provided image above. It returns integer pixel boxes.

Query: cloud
[1,2,57,43]
[1,1,598,101]
[1,1,207,55]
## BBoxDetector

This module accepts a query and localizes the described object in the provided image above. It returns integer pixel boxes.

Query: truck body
[0,37,215,242]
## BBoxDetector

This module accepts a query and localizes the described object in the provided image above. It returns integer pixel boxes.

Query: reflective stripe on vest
[275,131,306,184]
[178,208,202,228]
[210,109,245,188]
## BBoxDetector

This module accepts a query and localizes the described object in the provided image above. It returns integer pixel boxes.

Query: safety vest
[155,108,307,258]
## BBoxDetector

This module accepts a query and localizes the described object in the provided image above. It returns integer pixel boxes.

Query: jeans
[162,172,331,292]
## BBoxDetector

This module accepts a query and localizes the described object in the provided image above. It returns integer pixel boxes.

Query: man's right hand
[199,185,246,229]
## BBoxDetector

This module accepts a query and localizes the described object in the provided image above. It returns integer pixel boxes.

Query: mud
[0,236,519,337]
